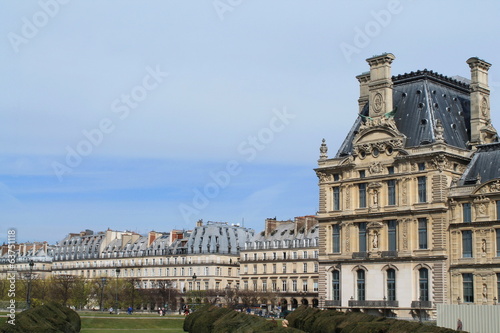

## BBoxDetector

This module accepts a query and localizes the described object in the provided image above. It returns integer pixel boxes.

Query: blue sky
[1,0,500,243]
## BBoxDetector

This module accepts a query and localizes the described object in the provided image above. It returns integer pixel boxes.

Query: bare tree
[49,275,76,306]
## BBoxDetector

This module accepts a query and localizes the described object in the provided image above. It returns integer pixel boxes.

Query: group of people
[107,306,134,315]
[158,307,169,316]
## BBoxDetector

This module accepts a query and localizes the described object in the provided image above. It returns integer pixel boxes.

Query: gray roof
[336,70,479,157]
[187,222,254,255]
[458,143,500,185]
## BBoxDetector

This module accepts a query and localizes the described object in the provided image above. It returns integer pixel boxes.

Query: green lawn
[80,316,185,333]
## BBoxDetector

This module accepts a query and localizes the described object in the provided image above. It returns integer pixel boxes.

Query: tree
[49,275,76,306]
[70,277,91,309]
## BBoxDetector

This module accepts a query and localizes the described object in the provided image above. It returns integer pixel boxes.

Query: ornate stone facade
[316,53,499,319]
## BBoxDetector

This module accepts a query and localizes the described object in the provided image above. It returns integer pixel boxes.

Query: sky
[1,0,500,244]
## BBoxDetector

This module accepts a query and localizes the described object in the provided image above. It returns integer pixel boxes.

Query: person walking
[457,318,463,331]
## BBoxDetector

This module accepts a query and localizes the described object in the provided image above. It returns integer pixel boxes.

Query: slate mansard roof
[459,142,500,186]
[187,222,254,255]
[336,70,479,157]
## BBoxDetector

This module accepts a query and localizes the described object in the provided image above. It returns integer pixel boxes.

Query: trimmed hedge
[286,306,460,333]
[183,305,304,333]
[0,302,81,333]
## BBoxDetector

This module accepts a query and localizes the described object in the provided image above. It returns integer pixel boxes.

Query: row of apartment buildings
[1,217,320,311]
[2,53,500,319]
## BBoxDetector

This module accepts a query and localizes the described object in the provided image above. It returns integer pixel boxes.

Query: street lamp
[26,260,34,309]
[100,277,107,311]
[115,268,121,315]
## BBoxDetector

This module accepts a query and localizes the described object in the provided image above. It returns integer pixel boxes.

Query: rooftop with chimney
[335,54,497,158]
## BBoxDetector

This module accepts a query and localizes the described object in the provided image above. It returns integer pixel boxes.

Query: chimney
[265,218,277,237]
[122,233,132,248]
[196,219,203,227]
[356,72,370,113]
[148,231,159,247]
[366,53,395,118]
[467,57,494,145]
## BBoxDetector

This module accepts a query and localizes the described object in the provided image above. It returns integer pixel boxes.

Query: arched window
[357,269,365,300]
[387,269,396,301]
[419,268,429,301]
[332,270,340,301]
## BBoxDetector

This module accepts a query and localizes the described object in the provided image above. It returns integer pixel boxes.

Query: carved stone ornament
[473,195,490,217]
[431,154,449,172]
[373,93,383,113]
[345,184,351,209]
[345,224,351,252]
[481,97,489,117]
[369,162,383,174]
[434,119,445,142]
[367,221,384,229]
[401,177,410,205]
[401,218,409,250]
[319,138,328,159]
[359,117,399,132]
[489,180,500,192]
[316,171,329,182]
[353,138,403,159]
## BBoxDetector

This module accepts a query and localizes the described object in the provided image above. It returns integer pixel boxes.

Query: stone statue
[319,139,328,159]
[372,231,379,249]
[435,119,445,142]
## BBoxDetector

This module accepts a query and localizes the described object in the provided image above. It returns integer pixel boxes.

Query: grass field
[80,315,185,333]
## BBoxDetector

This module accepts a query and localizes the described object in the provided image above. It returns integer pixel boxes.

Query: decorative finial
[319,138,328,159]
[434,119,445,142]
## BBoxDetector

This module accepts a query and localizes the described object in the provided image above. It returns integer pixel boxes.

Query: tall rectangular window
[357,270,365,301]
[463,203,472,223]
[387,269,396,301]
[462,230,473,258]
[359,183,367,208]
[497,201,500,220]
[463,273,474,303]
[359,170,366,178]
[333,224,340,252]
[418,176,427,203]
[292,280,297,292]
[388,166,394,174]
[418,163,426,171]
[359,222,367,252]
[333,187,340,210]
[419,268,429,301]
[497,273,500,302]
[418,218,428,249]
[497,229,500,257]
[282,280,287,292]
[388,220,397,251]
[387,180,396,205]
[332,270,340,301]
